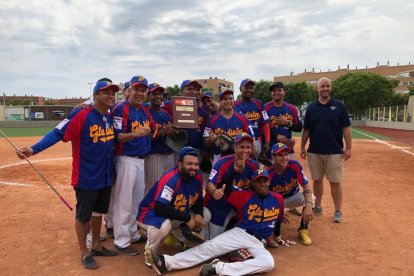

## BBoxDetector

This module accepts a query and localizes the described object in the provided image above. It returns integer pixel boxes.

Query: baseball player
[149,169,284,276]
[110,75,158,256]
[16,79,120,269]
[264,81,302,156]
[234,79,271,158]
[203,133,259,239]
[201,90,219,118]
[203,89,254,164]
[145,83,179,194]
[137,147,210,267]
[268,143,314,246]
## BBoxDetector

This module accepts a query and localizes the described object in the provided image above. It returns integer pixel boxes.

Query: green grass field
[0,127,52,137]
[0,126,392,140]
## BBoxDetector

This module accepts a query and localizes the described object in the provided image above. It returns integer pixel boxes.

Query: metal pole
[88,82,93,99]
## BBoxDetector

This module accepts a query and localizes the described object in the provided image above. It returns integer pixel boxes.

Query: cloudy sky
[1,0,413,99]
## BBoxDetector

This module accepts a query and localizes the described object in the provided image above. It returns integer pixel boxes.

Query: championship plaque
[171,96,198,129]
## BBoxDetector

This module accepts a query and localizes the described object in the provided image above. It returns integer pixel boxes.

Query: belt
[125,155,146,159]
[245,229,267,246]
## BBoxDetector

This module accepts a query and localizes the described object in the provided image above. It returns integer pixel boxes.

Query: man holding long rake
[15,79,119,270]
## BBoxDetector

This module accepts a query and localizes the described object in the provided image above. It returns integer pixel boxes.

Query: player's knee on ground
[262,251,275,271]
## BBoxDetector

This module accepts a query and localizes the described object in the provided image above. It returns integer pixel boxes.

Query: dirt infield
[1,136,414,275]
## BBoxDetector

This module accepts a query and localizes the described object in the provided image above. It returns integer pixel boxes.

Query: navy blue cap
[123,81,130,89]
[130,75,148,88]
[269,82,284,91]
[201,90,214,101]
[178,146,198,160]
[235,133,254,144]
[240,78,255,90]
[180,80,202,90]
[148,83,165,93]
[93,80,120,94]
[252,169,269,181]
[218,89,233,99]
[271,143,290,155]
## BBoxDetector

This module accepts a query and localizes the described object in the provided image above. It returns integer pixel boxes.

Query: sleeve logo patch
[262,110,269,120]
[160,186,174,202]
[55,119,69,130]
[113,116,123,130]
[209,169,217,181]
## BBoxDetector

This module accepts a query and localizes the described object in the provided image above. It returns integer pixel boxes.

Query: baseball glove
[258,150,272,167]
[227,248,253,262]
[213,133,234,154]
[179,223,205,244]
[165,130,188,153]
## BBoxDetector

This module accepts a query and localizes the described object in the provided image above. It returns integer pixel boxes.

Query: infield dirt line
[352,128,414,157]
[0,157,71,169]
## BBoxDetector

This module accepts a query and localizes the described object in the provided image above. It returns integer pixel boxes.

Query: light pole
[88,82,93,99]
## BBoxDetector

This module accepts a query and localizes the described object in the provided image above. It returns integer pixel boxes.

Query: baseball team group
[16,75,352,275]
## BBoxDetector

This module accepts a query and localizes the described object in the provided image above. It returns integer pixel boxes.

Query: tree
[332,72,404,115]
[284,82,315,116]
[165,85,180,97]
[252,80,273,103]
[253,80,315,116]
[409,85,414,96]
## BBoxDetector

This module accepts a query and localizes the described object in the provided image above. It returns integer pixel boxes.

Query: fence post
[395,106,398,122]
[403,105,407,123]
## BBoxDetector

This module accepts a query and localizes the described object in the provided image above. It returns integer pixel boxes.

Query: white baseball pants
[164,227,275,276]
[284,191,316,209]
[113,155,145,248]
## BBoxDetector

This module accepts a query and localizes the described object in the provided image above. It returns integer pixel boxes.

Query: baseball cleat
[114,245,139,256]
[297,229,312,246]
[151,251,167,276]
[199,259,219,276]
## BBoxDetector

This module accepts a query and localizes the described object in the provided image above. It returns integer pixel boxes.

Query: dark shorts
[75,186,112,222]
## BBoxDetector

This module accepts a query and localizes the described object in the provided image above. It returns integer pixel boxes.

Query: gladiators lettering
[233,179,252,190]
[89,125,114,143]
[247,204,280,222]
[188,192,199,208]
[245,111,260,121]
[272,179,298,195]
[213,127,243,137]
[131,120,150,132]
[269,113,293,128]
[174,194,187,211]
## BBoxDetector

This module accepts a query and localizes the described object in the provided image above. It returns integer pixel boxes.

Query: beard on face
[180,166,197,180]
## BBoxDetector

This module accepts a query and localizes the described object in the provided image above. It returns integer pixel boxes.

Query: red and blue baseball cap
[235,132,254,144]
[180,80,202,90]
[269,81,284,91]
[148,83,165,93]
[240,78,256,90]
[201,90,214,102]
[218,89,233,99]
[252,169,270,181]
[130,75,148,88]
[271,143,290,155]
[93,80,120,94]
[178,146,199,161]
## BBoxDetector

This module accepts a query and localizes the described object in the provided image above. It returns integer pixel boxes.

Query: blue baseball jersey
[227,188,284,240]
[149,108,173,154]
[267,160,308,198]
[111,101,156,156]
[264,101,302,151]
[304,98,351,154]
[204,155,259,226]
[137,167,203,228]
[203,112,253,155]
[55,107,115,190]
[234,98,269,138]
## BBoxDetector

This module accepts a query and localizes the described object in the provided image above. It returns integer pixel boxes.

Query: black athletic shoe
[106,227,114,239]
[199,259,219,276]
[151,252,167,276]
[114,245,139,256]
